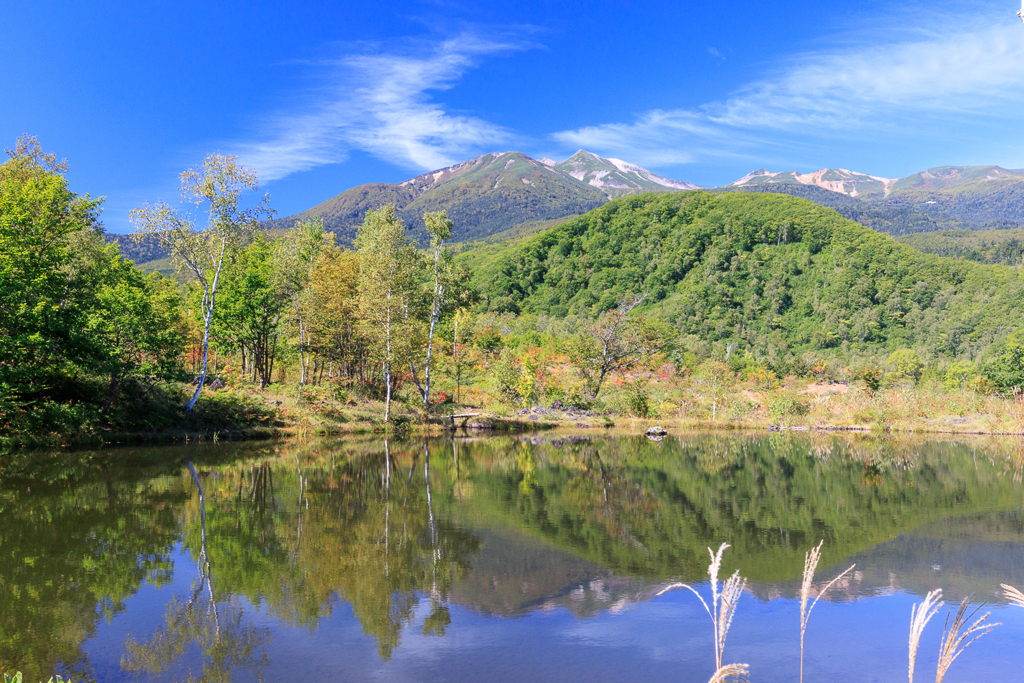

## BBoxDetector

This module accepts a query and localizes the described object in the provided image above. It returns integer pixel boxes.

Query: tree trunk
[424,286,442,405]
[101,373,120,412]
[384,360,392,423]
[187,309,213,411]
[295,297,306,399]
[409,362,426,401]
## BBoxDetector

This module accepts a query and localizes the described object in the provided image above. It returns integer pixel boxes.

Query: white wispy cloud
[554,7,1024,169]
[235,33,530,181]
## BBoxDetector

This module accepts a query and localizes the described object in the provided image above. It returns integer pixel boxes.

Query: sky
[3,0,1024,233]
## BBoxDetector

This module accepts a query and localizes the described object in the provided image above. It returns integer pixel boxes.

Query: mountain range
[109,151,1024,266]
[727,164,1024,228]
[254,157,1024,244]
[260,149,701,245]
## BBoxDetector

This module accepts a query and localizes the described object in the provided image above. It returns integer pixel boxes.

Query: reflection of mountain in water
[742,513,1024,605]
[448,526,657,618]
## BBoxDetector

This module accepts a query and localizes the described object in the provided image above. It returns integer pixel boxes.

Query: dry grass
[805,382,1024,434]
[909,589,944,683]
[1003,584,1024,608]
[707,663,750,683]
[659,542,747,674]
[799,541,855,683]
[935,597,998,683]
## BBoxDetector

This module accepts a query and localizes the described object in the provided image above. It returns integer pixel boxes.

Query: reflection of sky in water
[5,433,1024,682]
[76,532,1024,683]
[84,573,1024,683]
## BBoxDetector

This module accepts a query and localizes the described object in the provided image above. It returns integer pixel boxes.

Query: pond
[2,433,1024,683]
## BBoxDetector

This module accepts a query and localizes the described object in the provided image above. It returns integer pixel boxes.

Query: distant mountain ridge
[729,164,1024,200]
[723,164,1024,236]
[730,168,896,198]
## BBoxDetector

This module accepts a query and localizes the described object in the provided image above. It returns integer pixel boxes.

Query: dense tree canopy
[472,192,1024,365]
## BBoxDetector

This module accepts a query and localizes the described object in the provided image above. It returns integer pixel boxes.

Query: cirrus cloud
[554,9,1024,171]
[234,33,533,181]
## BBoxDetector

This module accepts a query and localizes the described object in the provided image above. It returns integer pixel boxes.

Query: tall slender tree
[421,210,453,406]
[130,154,272,411]
[355,205,417,423]
[276,215,333,398]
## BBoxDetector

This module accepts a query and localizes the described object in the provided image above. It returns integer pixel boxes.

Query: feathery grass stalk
[659,542,747,672]
[707,663,750,683]
[935,596,999,683]
[799,540,855,683]
[1002,584,1024,608]
[909,589,943,683]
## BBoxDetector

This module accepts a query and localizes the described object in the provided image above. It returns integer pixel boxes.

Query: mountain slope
[730,168,895,198]
[552,150,701,194]
[467,191,1024,361]
[264,150,700,245]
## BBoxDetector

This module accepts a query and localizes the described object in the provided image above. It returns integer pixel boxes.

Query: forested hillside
[473,191,1024,362]
[897,229,1024,266]
[724,184,970,236]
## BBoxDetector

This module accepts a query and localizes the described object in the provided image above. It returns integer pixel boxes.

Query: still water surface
[2,433,1024,682]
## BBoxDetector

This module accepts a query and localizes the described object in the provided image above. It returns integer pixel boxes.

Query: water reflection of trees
[4,432,1024,677]
[121,463,271,682]
[445,433,1024,584]
[0,472,185,682]
[164,440,481,660]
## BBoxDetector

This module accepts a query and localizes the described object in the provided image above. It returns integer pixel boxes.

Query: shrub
[623,380,651,418]
[746,364,780,391]
[943,361,978,391]
[887,349,924,382]
[492,348,522,404]
[860,366,883,392]
[768,392,810,419]
[983,334,1024,394]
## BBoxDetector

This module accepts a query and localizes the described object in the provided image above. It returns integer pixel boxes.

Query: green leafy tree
[275,216,333,397]
[0,137,103,406]
[87,256,185,410]
[211,236,288,388]
[421,210,453,406]
[886,349,924,383]
[355,205,419,422]
[130,154,272,410]
[984,333,1024,394]
[943,361,978,391]
[695,360,733,420]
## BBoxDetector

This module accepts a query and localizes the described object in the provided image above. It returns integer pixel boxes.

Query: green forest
[3,139,1024,445]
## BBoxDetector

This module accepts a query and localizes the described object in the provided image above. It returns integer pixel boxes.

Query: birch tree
[355,205,417,423]
[276,215,333,398]
[129,154,271,411]
[420,210,453,406]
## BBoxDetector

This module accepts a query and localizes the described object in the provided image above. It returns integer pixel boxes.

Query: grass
[659,543,748,678]
[799,541,854,683]
[664,543,1017,683]
[6,353,1024,452]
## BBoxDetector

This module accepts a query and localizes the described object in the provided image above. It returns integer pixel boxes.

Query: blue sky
[4,0,1024,232]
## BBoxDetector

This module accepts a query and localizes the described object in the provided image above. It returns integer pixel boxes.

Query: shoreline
[4,409,1023,452]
